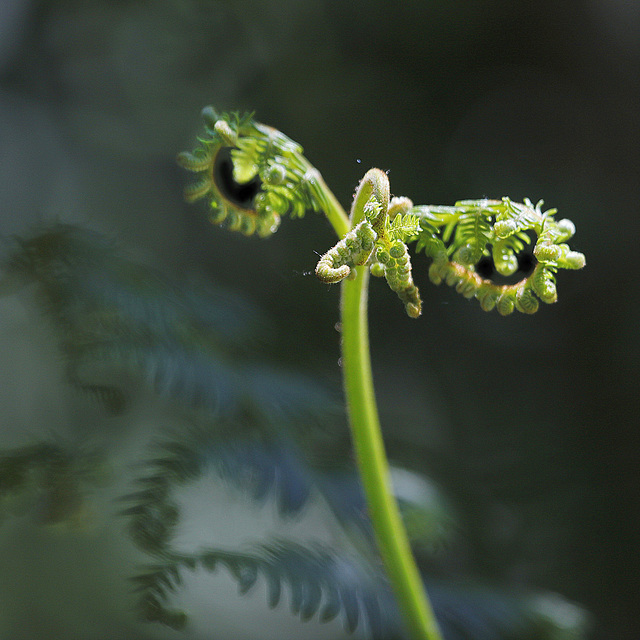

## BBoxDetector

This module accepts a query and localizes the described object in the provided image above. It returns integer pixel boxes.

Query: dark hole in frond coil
[516,251,535,277]
[475,256,494,280]
[476,231,537,284]
[214,147,262,210]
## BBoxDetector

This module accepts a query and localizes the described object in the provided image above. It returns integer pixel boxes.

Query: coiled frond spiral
[178,108,334,237]
[315,221,377,283]
[414,197,585,315]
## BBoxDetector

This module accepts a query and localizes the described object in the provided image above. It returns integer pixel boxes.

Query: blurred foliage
[0,441,106,528]
[1,224,335,423]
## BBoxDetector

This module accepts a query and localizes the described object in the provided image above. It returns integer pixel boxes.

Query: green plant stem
[340,267,442,640]
[318,179,442,640]
[304,159,351,238]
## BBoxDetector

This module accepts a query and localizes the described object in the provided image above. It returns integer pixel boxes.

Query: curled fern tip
[413,197,585,315]
[178,108,336,238]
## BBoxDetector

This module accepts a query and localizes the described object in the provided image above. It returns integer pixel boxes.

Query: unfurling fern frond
[315,168,425,318]
[375,240,422,318]
[413,197,585,315]
[178,108,335,237]
[311,169,582,318]
[315,221,377,283]
[172,110,590,640]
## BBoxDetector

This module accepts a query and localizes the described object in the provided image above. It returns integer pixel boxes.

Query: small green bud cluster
[456,240,483,266]
[534,218,585,270]
[493,219,518,238]
[376,240,422,318]
[492,239,519,276]
[387,196,414,220]
[213,119,237,146]
[315,221,377,283]
[363,195,384,224]
[493,197,543,238]
[530,263,558,304]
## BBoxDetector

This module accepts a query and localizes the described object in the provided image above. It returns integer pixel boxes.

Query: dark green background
[1,1,638,638]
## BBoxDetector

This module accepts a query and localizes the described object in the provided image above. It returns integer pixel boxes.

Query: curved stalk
[340,267,442,640]
[300,157,351,239]
[317,173,442,640]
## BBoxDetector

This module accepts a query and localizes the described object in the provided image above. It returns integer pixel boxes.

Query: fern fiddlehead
[179,108,586,640]
[413,197,585,316]
[315,220,378,283]
[177,107,348,238]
